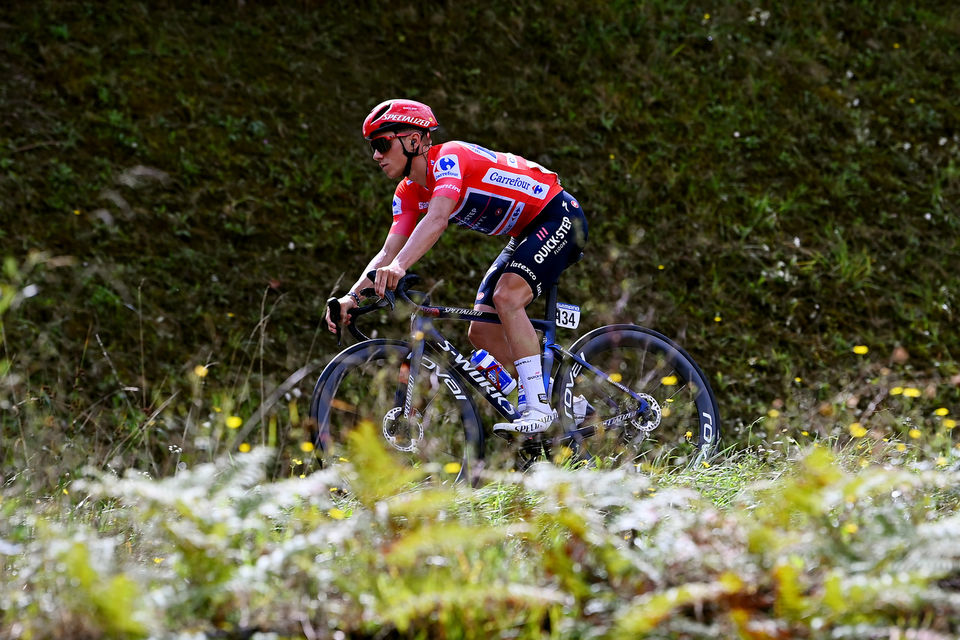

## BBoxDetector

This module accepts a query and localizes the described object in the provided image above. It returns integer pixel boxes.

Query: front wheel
[552,325,720,470]
[309,340,483,482]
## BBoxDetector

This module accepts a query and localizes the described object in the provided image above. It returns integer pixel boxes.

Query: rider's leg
[468,239,518,374]
[467,308,515,376]
[491,274,551,413]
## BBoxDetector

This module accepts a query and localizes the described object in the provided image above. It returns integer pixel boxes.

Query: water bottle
[469,349,518,394]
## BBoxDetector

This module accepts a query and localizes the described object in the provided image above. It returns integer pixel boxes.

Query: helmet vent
[372,104,391,122]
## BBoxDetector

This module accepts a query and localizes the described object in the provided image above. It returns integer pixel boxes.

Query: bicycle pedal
[492,430,549,445]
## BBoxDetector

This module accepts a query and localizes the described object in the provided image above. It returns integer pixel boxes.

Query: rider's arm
[349,233,407,296]
[326,232,407,333]
[375,195,456,295]
[394,195,456,270]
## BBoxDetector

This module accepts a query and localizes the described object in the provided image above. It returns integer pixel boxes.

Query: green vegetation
[2,0,959,637]
[5,427,960,638]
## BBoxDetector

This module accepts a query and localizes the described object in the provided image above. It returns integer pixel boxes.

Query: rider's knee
[492,275,532,313]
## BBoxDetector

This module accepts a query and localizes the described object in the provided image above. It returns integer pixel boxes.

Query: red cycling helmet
[362,99,439,140]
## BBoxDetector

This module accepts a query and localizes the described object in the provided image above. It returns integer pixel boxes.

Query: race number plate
[556,302,581,329]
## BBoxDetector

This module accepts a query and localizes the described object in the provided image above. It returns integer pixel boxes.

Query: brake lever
[366,270,396,310]
[326,297,343,347]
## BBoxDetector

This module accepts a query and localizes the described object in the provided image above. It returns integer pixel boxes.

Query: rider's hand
[325,295,357,333]
[375,262,406,298]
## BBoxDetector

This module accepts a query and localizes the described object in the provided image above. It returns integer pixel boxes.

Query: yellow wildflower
[908,428,922,439]
[328,508,346,520]
[193,364,209,378]
[944,419,957,429]
[299,442,315,453]
[444,462,462,474]
[853,345,869,355]
[903,387,921,398]
[226,415,243,429]
[934,408,949,417]
[848,422,867,438]
[238,443,251,453]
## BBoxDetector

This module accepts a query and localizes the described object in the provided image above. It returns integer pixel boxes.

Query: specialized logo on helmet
[379,114,433,128]
[434,154,461,180]
[363,99,438,139]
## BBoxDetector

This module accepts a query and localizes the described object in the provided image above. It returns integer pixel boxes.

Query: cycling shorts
[475,190,587,306]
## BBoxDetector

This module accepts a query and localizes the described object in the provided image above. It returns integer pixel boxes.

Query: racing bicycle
[308,271,720,481]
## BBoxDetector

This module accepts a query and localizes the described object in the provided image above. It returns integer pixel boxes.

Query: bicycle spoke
[553,327,719,471]
[310,341,481,482]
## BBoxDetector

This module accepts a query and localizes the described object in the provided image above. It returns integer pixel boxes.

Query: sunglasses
[369,132,415,154]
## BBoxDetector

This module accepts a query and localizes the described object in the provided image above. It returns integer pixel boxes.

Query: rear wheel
[552,325,719,470]
[309,340,482,482]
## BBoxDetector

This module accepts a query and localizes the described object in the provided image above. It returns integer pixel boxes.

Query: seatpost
[541,283,560,395]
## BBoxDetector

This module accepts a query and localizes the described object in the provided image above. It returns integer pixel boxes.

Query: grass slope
[0,1,958,487]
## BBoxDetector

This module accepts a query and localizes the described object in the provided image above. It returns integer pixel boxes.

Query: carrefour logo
[434,154,461,180]
[482,168,549,199]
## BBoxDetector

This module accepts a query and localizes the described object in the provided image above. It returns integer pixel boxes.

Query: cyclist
[325,99,587,434]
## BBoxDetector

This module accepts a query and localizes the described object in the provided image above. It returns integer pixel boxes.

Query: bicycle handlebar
[326,272,428,345]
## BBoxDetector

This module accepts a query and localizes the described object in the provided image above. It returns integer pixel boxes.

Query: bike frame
[399,284,652,428]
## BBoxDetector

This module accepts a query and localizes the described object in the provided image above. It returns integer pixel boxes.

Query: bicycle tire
[309,339,484,482]
[552,324,720,470]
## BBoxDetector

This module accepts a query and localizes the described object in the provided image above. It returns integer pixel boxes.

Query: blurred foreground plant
[3,424,960,638]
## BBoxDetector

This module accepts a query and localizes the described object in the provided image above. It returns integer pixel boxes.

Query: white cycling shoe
[494,407,558,435]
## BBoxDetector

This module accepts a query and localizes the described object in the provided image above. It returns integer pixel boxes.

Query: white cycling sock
[514,355,550,414]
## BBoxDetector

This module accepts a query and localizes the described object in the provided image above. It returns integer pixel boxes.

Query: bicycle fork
[545,342,653,437]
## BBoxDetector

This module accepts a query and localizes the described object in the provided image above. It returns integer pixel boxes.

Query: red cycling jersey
[389,141,564,238]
